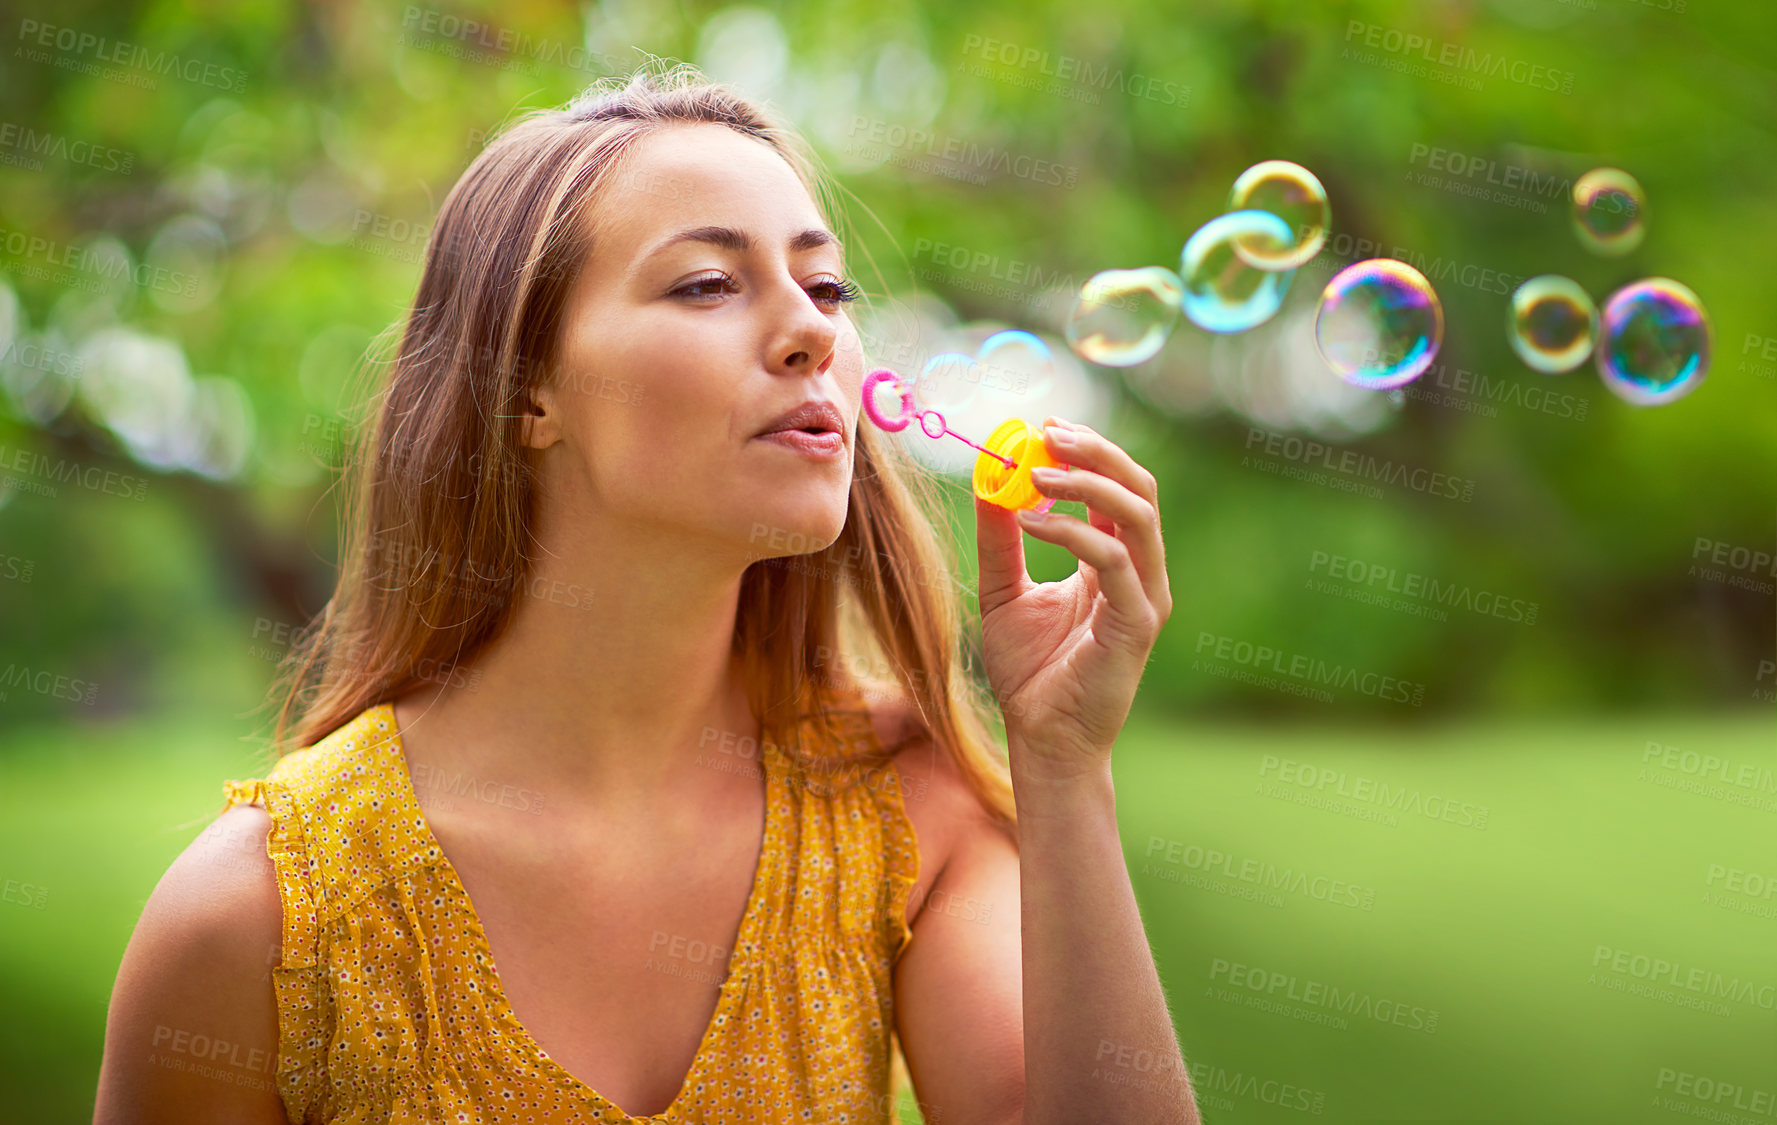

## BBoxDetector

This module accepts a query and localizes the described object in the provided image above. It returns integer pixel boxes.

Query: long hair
[263,61,1018,831]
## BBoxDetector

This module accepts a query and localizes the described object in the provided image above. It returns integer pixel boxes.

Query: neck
[391,503,766,820]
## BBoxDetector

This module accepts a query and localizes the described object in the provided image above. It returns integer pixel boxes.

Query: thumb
[975,494,1029,617]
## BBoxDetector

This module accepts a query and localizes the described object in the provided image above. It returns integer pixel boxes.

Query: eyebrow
[646,225,842,259]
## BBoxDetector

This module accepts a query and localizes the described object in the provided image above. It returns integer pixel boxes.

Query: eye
[673,272,740,300]
[807,276,862,307]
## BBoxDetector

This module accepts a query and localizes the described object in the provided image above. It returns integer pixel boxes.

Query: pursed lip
[755,399,846,440]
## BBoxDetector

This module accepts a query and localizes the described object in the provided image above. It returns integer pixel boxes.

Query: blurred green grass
[1117,707,1776,1122]
[1,708,1770,1123]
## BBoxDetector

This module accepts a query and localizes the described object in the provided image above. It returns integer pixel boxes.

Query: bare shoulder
[93,802,289,1124]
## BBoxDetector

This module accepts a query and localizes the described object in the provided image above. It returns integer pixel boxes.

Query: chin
[740,504,848,562]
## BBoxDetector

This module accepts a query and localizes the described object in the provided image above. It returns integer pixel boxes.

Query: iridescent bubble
[1572,167,1646,257]
[1313,259,1444,389]
[1227,160,1330,271]
[1065,267,1182,367]
[1508,275,1598,374]
[910,352,978,411]
[1595,278,1710,406]
[1179,210,1295,334]
[977,329,1055,399]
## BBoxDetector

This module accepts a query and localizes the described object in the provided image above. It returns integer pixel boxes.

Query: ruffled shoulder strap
[220,758,331,1123]
[777,683,923,966]
[233,703,442,915]
[219,702,434,1123]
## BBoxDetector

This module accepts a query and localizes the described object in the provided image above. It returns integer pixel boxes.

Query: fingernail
[1018,508,1047,522]
[1046,426,1075,446]
[1031,466,1063,481]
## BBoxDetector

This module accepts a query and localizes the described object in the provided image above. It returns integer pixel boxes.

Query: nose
[767,279,839,377]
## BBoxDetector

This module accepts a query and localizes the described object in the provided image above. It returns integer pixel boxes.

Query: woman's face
[532,122,865,567]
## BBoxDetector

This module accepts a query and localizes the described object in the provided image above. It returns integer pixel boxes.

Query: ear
[518,381,563,451]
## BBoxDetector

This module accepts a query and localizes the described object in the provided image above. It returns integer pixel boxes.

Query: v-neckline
[371,701,786,1122]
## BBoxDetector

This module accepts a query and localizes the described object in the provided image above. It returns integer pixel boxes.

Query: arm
[973,415,1196,1123]
[893,766,1027,1125]
[1011,756,1196,1124]
[890,751,1194,1125]
[93,804,290,1125]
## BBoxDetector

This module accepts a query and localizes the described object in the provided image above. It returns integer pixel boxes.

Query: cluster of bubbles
[1509,274,1708,405]
[1062,157,1708,408]
[1064,161,1335,366]
[1501,167,1709,405]
[1063,158,1444,390]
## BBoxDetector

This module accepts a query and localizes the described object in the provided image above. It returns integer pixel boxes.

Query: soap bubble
[1065,267,1182,367]
[1313,259,1444,390]
[1227,160,1329,271]
[1508,275,1598,374]
[1595,278,1709,405]
[1179,210,1295,334]
[977,329,1055,399]
[1572,167,1646,257]
[910,352,978,411]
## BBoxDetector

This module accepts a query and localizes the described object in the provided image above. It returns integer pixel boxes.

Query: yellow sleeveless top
[220,689,921,1124]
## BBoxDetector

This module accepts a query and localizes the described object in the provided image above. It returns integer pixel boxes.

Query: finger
[1040,419,1159,512]
[1030,465,1169,612]
[1014,508,1155,640]
[1037,420,1115,538]
[1038,419,1170,615]
[976,494,1032,617]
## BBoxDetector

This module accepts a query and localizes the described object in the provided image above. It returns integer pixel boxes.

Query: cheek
[570,314,809,473]
[650,378,735,450]
[588,385,734,501]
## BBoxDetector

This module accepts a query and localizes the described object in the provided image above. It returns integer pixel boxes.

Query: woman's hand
[975,416,1173,785]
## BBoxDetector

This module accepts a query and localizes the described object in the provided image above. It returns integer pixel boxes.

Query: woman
[93,63,1194,1124]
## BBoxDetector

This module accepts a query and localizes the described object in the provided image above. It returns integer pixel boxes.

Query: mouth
[755,399,847,443]
[756,428,846,459]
